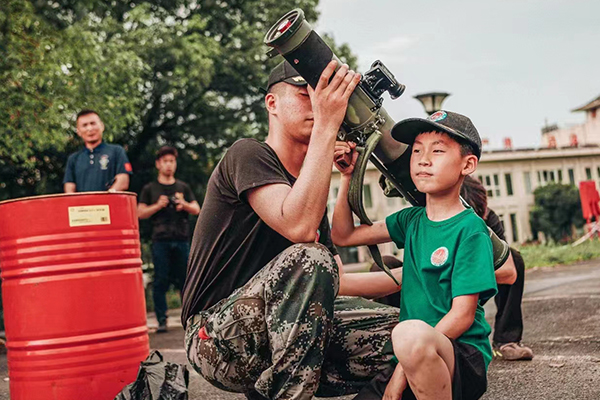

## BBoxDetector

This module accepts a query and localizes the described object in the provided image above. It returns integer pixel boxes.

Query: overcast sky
[313,0,600,149]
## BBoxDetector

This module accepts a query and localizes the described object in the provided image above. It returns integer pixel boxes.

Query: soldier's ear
[265,92,278,115]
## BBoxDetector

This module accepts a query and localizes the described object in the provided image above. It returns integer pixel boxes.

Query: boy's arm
[434,294,478,339]
[331,142,391,247]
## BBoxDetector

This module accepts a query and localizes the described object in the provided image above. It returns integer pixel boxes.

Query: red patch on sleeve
[198,326,210,340]
[124,162,133,172]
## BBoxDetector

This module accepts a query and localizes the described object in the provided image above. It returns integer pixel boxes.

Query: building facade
[541,95,600,148]
[328,146,600,264]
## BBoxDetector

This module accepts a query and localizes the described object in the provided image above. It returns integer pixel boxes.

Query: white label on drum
[68,205,111,227]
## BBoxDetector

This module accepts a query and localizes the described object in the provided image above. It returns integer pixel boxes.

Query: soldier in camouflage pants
[185,243,399,400]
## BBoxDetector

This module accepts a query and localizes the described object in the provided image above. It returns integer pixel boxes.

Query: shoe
[493,342,534,361]
[156,322,168,333]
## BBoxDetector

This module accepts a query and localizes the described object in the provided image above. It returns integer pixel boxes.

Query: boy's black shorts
[353,340,487,400]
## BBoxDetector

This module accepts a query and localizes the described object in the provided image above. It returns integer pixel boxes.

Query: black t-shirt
[139,180,196,241]
[181,139,337,324]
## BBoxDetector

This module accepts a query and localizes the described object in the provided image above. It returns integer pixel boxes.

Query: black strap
[348,130,400,286]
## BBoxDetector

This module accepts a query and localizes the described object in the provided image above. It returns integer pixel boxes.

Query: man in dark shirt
[182,61,404,400]
[63,109,132,192]
[138,146,200,332]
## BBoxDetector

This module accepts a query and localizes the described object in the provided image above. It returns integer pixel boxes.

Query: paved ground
[0,260,598,399]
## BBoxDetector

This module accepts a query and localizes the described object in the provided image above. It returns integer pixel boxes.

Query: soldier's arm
[248,62,360,244]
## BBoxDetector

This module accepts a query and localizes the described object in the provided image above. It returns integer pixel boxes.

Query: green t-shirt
[386,207,498,369]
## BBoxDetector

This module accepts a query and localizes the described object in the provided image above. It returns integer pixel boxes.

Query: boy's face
[410,131,477,195]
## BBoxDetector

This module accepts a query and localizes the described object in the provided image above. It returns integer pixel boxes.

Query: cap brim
[391,118,468,146]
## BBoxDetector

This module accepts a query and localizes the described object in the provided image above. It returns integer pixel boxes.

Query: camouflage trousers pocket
[187,296,271,393]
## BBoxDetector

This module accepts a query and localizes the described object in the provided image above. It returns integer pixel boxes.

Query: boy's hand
[308,60,361,135]
[334,141,359,176]
[383,364,407,400]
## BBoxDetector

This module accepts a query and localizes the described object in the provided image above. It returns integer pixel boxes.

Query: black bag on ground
[114,350,189,400]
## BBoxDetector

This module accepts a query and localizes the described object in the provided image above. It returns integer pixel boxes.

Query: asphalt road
[0,260,598,399]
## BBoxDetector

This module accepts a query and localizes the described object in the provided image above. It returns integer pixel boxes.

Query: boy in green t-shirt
[331,110,497,400]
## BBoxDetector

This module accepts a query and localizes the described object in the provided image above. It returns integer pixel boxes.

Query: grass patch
[519,239,600,269]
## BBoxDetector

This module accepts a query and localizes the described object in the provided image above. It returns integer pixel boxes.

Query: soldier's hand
[308,60,361,135]
[334,141,359,176]
[157,195,169,209]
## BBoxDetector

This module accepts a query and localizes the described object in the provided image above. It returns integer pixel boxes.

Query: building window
[568,169,575,185]
[538,169,566,186]
[364,184,373,208]
[524,171,532,194]
[505,173,513,196]
[586,168,592,180]
[510,213,519,242]
[493,175,500,196]
[480,174,501,197]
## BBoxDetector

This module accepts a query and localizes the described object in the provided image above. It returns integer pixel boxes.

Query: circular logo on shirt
[431,247,449,266]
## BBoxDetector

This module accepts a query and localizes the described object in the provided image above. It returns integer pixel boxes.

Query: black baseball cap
[391,110,482,159]
[266,60,307,91]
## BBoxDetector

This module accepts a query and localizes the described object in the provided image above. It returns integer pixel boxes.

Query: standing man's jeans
[152,240,190,325]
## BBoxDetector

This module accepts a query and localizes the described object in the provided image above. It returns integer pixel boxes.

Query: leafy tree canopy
[1,0,358,201]
[530,183,585,243]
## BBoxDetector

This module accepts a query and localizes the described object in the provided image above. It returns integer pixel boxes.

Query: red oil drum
[0,192,149,400]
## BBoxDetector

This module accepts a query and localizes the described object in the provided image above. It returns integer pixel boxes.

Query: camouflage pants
[185,243,399,400]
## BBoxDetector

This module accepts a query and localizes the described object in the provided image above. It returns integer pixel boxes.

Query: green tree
[530,183,585,243]
[1,1,358,202]
[1,0,152,197]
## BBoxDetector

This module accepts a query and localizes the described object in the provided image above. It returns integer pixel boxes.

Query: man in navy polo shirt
[63,109,132,193]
